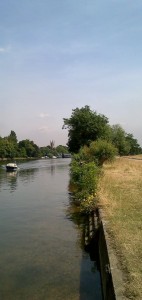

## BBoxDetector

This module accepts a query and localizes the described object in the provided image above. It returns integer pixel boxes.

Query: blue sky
[0,0,142,146]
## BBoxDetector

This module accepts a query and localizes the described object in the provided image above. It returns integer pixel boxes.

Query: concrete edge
[98,208,127,300]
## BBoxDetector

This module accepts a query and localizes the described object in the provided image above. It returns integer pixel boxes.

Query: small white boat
[6,163,18,171]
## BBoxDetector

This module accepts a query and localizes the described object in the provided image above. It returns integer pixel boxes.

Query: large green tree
[0,138,17,158]
[56,145,68,154]
[18,140,40,157]
[63,105,109,153]
[0,138,7,158]
[125,134,142,155]
[110,125,130,156]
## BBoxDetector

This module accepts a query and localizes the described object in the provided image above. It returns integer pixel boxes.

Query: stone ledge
[98,209,128,300]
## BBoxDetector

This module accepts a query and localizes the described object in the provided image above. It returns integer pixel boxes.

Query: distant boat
[6,163,18,171]
[62,153,71,158]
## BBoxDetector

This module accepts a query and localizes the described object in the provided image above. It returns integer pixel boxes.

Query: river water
[0,159,102,300]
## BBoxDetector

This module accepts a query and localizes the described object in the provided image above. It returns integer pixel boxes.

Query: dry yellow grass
[97,157,142,299]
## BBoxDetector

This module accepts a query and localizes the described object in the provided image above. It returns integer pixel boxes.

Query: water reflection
[0,159,102,299]
[0,168,18,193]
[6,171,18,192]
[50,164,55,175]
[19,167,39,184]
[0,160,59,192]
[66,195,102,300]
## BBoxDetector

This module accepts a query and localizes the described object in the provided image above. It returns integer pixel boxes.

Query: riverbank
[0,157,38,161]
[97,157,142,299]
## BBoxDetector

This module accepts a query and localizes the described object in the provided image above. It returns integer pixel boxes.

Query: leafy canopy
[110,124,130,156]
[63,105,109,153]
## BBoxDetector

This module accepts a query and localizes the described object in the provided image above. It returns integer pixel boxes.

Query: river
[0,159,102,300]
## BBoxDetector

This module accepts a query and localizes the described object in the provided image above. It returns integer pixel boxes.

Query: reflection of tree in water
[0,168,4,191]
[66,194,100,268]
[67,194,103,300]
[50,164,55,175]
[0,164,57,192]
[19,167,39,184]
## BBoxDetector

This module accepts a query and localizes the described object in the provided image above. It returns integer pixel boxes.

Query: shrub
[70,158,100,204]
[89,139,118,166]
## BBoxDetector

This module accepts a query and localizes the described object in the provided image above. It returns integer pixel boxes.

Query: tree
[8,130,18,144]
[18,140,40,157]
[110,125,130,156]
[56,145,69,154]
[0,139,7,158]
[0,138,17,158]
[63,105,109,153]
[126,134,142,155]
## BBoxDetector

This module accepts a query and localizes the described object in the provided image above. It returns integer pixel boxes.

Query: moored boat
[6,163,18,171]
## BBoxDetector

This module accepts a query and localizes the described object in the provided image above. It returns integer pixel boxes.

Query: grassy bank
[98,157,142,299]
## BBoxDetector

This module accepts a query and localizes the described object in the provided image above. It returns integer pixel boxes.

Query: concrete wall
[81,210,126,299]
[98,223,116,300]
[98,210,126,300]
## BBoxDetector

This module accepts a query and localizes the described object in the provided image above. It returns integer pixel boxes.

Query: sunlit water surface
[0,159,102,300]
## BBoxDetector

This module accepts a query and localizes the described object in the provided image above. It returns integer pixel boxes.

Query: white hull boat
[6,163,18,171]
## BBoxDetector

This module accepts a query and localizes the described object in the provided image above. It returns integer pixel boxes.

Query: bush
[89,139,118,166]
[69,140,116,213]
[70,158,100,204]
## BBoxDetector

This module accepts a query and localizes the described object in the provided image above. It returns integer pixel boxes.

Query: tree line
[0,131,69,159]
[1,106,141,160]
[63,105,142,155]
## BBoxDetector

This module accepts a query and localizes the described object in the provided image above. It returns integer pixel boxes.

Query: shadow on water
[66,195,103,300]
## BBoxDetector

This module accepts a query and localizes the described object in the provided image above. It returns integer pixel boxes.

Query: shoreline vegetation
[98,156,142,299]
[69,154,142,299]
[64,106,142,299]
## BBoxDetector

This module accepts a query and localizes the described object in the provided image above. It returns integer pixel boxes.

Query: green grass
[98,157,142,299]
